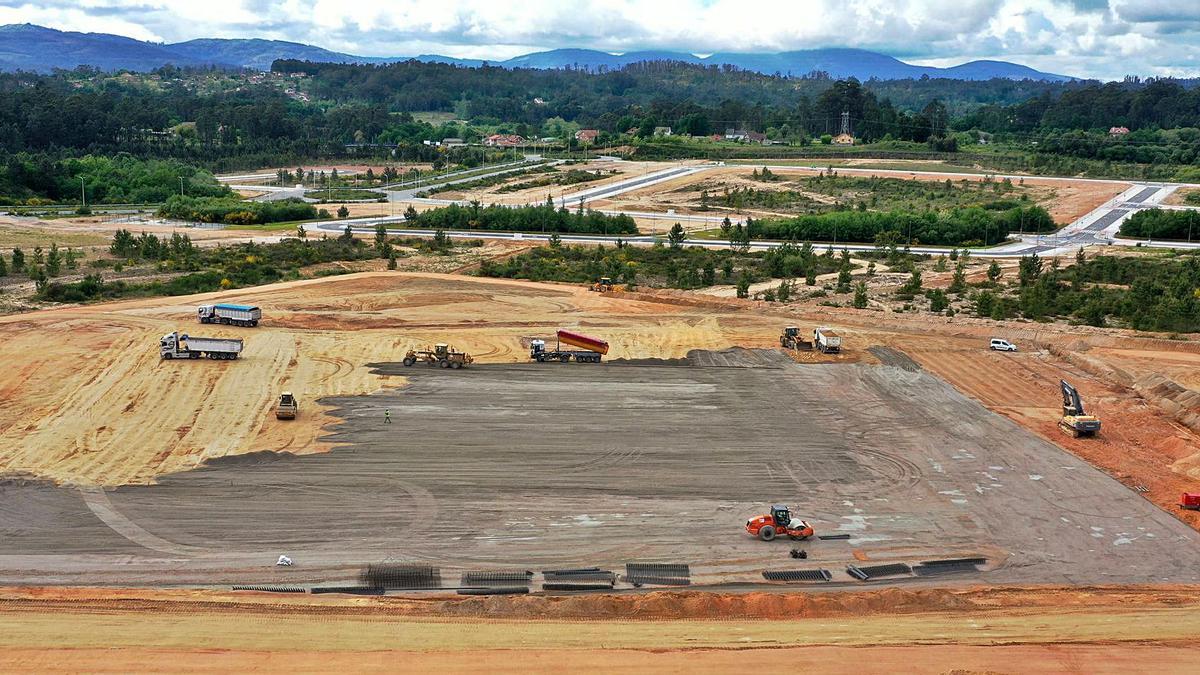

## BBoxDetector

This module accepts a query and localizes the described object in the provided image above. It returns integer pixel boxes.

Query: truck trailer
[530,330,608,363]
[813,327,841,354]
[160,332,243,360]
[198,303,261,327]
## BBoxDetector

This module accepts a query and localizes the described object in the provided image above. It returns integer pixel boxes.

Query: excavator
[1060,380,1101,438]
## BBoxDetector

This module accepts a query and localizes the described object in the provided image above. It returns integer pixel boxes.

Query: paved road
[380,157,545,199]
[265,159,1200,257]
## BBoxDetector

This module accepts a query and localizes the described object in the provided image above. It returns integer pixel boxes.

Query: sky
[0,0,1197,79]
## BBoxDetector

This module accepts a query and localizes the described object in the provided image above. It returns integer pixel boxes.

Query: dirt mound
[434,588,973,620]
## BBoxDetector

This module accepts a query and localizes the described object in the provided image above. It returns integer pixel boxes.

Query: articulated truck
[197,303,261,327]
[530,330,608,363]
[160,332,243,360]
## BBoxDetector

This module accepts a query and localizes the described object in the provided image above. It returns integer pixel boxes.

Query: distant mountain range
[0,24,1075,82]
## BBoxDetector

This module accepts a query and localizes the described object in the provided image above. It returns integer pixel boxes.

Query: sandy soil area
[0,215,277,251]
[0,273,780,486]
[0,585,1194,672]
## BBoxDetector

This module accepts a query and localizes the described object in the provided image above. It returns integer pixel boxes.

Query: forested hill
[274,59,1073,123]
[1,24,1071,82]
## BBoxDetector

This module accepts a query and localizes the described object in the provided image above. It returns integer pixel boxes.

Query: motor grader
[402,343,473,369]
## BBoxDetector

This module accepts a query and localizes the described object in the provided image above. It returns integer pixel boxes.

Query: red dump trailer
[1182,493,1200,511]
[530,330,609,363]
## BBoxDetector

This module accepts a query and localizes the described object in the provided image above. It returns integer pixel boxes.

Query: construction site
[1,271,1199,586]
[2,161,1200,669]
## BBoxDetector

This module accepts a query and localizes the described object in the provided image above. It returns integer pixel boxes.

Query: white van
[989,338,1017,352]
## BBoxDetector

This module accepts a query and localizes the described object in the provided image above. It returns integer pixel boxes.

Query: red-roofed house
[575,129,600,144]
[484,134,526,147]
[1109,126,1130,136]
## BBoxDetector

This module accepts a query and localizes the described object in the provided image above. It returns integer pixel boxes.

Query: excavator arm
[1060,380,1086,417]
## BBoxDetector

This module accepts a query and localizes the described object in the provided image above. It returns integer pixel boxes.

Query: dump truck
[198,303,261,327]
[1059,379,1101,438]
[779,326,813,350]
[530,329,608,363]
[160,332,242,360]
[276,392,298,420]
[813,327,841,354]
[403,343,473,369]
[746,505,814,541]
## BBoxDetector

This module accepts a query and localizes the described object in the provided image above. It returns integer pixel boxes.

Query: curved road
[298,158,1200,257]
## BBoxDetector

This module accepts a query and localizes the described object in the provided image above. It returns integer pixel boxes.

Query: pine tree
[45,243,61,277]
[853,282,868,309]
[987,260,1001,283]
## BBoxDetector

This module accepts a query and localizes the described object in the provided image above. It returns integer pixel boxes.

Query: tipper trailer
[160,332,243,360]
[198,303,261,327]
[530,330,609,363]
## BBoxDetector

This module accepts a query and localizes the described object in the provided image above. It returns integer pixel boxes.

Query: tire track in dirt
[77,487,203,556]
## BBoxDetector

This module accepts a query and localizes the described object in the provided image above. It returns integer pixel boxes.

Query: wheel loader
[779,325,813,350]
[590,276,616,292]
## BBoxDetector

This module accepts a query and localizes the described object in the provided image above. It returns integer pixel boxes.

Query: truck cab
[529,339,548,360]
[160,332,181,358]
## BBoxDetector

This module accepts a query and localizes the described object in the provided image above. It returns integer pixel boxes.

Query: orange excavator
[746,505,814,541]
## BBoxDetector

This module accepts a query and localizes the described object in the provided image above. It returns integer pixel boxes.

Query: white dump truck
[197,303,261,327]
[813,327,841,354]
[160,332,243,360]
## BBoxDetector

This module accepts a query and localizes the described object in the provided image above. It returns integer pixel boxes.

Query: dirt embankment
[3,583,1196,620]
[1,585,1198,672]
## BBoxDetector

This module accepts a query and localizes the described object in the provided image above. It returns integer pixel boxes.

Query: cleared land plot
[0,273,776,486]
[0,348,1196,587]
[600,165,1128,226]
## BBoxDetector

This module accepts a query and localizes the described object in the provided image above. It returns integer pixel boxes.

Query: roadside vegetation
[1120,209,1200,241]
[0,154,230,206]
[404,200,637,235]
[479,240,842,293]
[964,250,1200,332]
[749,205,1053,247]
[311,188,385,202]
[157,195,316,225]
[35,228,377,302]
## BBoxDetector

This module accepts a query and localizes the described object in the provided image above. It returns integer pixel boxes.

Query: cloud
[0,0,1197,79]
